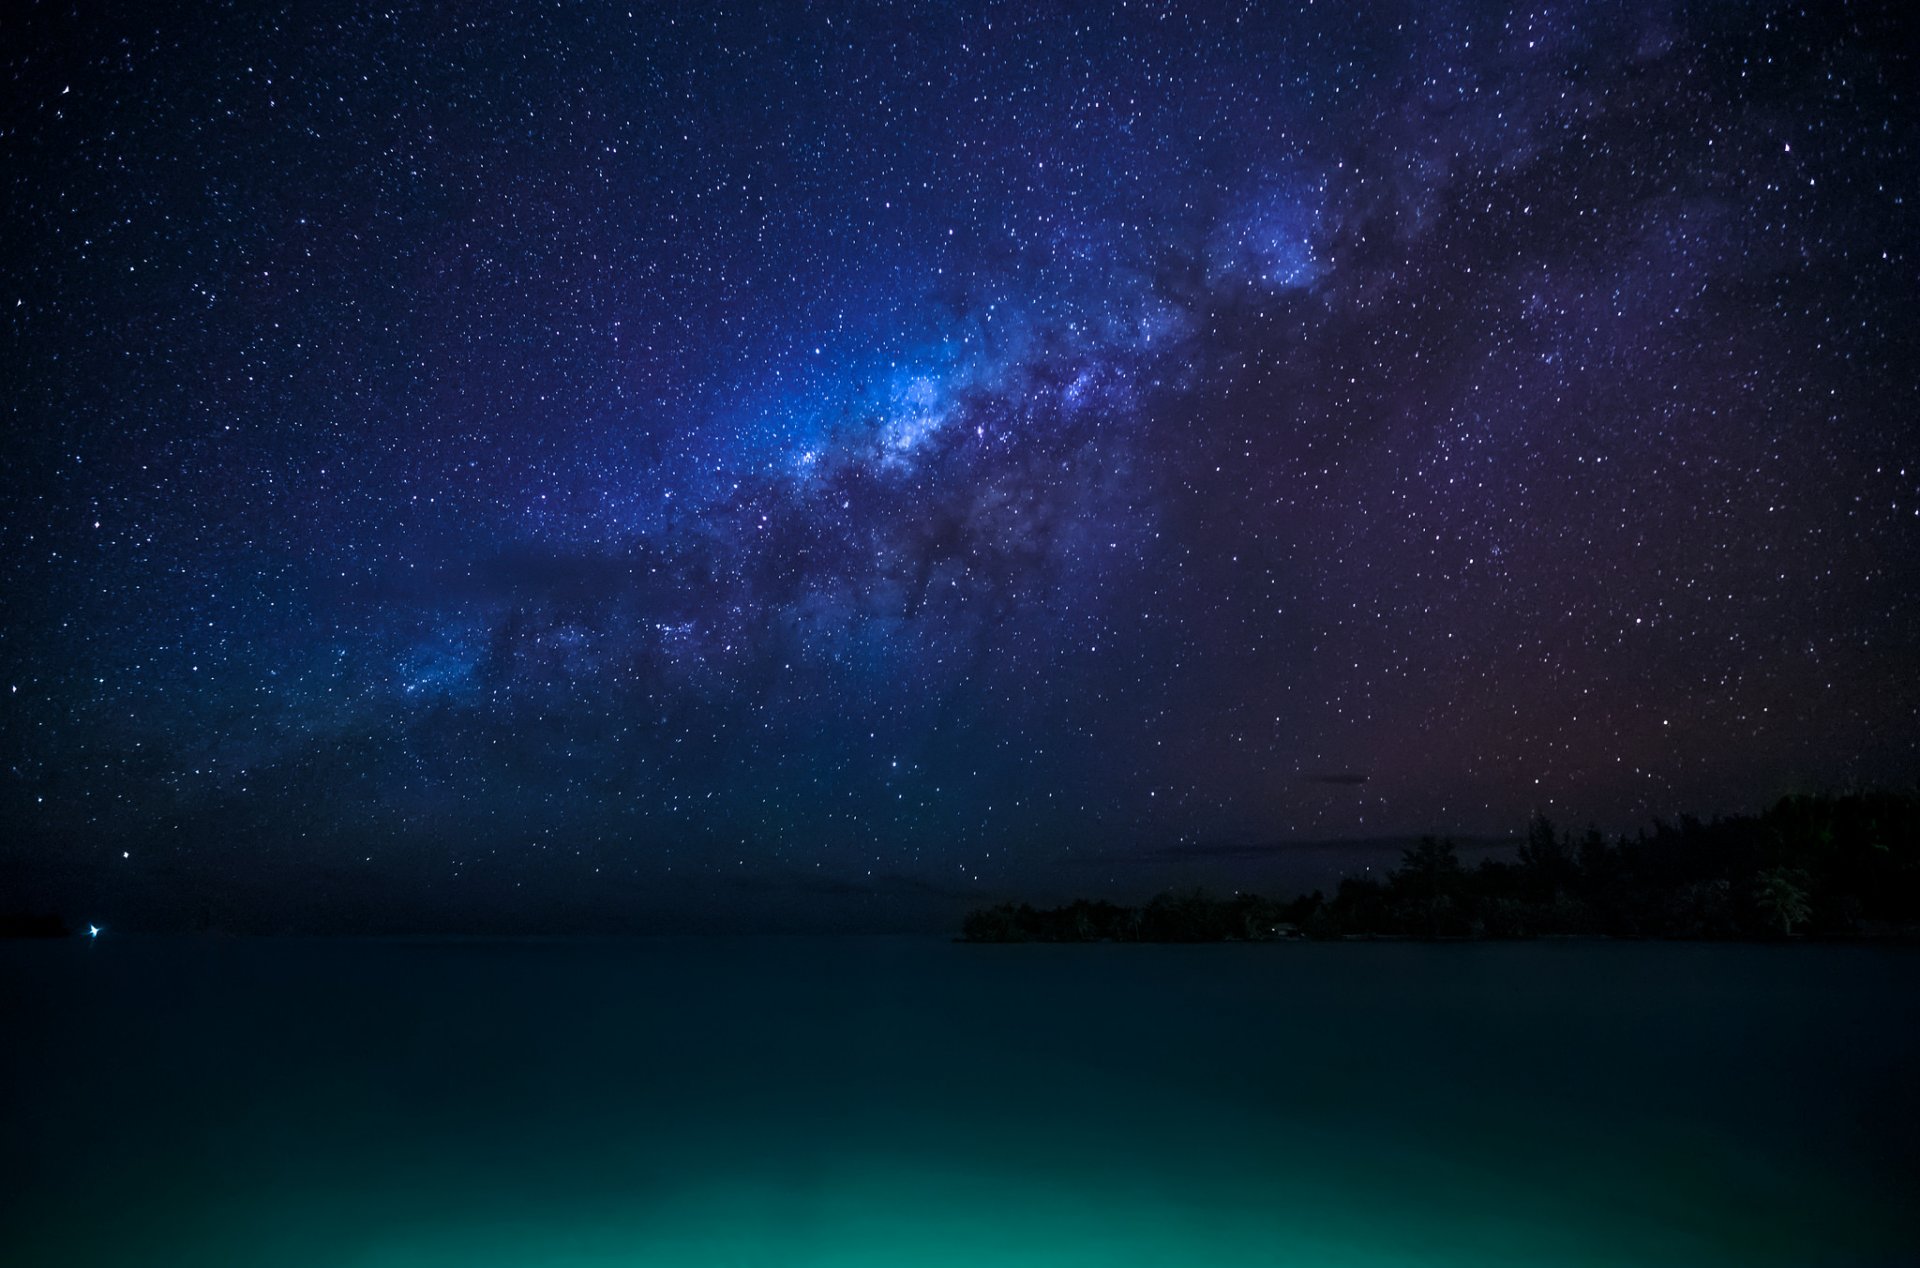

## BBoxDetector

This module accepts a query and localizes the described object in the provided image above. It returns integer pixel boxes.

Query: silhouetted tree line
[961,791,1920,942]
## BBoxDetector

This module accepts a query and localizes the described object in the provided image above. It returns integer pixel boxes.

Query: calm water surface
[3,937,1915,1266]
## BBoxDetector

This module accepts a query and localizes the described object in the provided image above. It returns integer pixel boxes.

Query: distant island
[0,913,72,939]
[962,791,1920,942]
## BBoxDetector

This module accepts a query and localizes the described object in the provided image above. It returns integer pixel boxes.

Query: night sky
[3,0,1916,931]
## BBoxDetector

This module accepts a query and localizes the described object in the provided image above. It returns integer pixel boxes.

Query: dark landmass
[962,792,1920,943]
[0,913,73,938]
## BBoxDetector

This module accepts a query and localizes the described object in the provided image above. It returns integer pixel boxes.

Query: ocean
[4,936,1915,1266]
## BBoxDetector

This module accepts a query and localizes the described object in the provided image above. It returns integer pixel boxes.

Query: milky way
[3,1,1916,928]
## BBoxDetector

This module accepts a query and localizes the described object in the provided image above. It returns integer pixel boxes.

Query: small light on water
[87,924,100,938]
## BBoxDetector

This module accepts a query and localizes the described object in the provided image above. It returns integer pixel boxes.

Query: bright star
[87,924,100,938]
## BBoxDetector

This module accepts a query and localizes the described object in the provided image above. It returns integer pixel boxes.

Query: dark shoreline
[954,930,1920,945]
[962,791,1920,944]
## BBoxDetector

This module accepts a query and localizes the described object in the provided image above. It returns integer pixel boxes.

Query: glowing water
[3,938,1913,1265]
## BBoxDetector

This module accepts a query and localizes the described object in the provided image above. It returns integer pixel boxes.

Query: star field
[3,0,1916,928]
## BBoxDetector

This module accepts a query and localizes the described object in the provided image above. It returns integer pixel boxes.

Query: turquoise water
[3,938,1915,1266]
